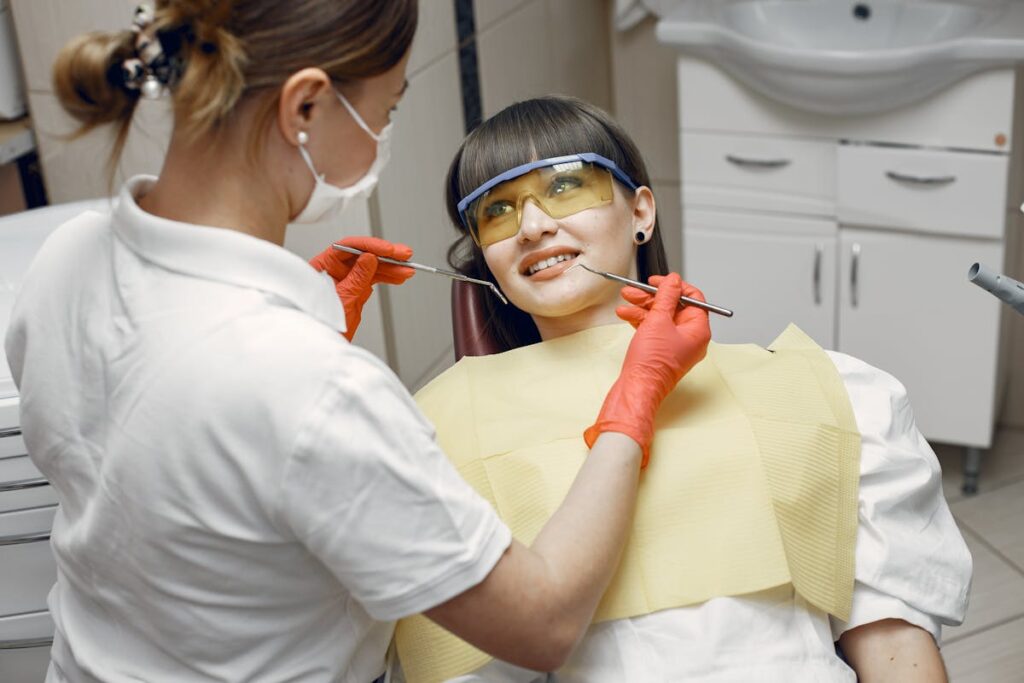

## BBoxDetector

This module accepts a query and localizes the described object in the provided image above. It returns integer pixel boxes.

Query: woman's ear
[631,186,657,243]
[277,68,333,146]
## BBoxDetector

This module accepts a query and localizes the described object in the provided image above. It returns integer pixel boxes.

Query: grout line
[955,516,1024,578]
[944,612,1024,646]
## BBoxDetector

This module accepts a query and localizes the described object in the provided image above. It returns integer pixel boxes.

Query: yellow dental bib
[395,324,860,683]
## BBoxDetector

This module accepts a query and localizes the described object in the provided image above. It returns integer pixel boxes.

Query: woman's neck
[136,130,291,245]
[532,301,623,342]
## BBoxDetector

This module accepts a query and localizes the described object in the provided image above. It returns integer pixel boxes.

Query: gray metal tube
[969,263,1024,315]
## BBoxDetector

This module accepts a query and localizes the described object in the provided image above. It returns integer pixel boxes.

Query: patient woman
[389,96,971,683]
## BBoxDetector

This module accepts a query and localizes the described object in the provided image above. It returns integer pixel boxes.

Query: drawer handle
[850,243,861,308]
[0,427,22,439]
[725,154,791,170]
[0,531,50,547]
[0,636,53,650]
[0,477,48,493]
[885,171,956,186]
[813,245,823,306]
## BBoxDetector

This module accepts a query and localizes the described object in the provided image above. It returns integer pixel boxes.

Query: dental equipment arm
[969,262,1024,315]
[332,244,508,305]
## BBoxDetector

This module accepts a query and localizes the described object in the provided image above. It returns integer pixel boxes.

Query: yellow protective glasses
[457,153,640,247]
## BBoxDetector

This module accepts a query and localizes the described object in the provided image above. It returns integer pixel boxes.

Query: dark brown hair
[53,0,417,171]
[445,95,669,352]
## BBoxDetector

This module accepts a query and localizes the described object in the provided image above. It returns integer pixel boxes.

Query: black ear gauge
[635,231,648,244]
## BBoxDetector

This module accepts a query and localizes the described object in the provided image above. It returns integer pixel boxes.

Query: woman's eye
[484,201,515,219]
[549,175,584,196]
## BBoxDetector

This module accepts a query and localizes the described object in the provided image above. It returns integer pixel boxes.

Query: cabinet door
[684,225,836,347]
[837,229,1004,448]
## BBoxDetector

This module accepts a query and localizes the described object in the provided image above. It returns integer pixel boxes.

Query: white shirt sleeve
[275,350,512,622]
[825,351,972,643]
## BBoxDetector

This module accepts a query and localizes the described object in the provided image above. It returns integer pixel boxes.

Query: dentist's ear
[631,186,656,244]
[277,68,333,146]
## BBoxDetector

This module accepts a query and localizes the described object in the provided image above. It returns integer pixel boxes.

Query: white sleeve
[276,352,512,621]
[825,351,972,644]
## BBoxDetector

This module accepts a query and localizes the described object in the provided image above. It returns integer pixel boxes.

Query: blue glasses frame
[455,153,641,230]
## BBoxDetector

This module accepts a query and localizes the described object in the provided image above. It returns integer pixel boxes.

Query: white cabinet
[836,229,1004,447]
[684,209,837,347]
[676,59,1019,452]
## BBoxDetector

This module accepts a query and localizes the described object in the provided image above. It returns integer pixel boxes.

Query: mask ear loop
[336,90,382,142]
[296,132,324,183]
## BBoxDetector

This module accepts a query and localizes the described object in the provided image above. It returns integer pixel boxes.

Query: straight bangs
[455,99,637,201]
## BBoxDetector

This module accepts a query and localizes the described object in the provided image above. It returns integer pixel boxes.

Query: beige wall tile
[10,0,136,93]
[28,91,170,203]
[477,0,551,118]
[545,0,612,111]
[408,0,457,78]
[474,0,534,32]
[610,16,680,183]
[375,51,464,389]
[652,181,682,273]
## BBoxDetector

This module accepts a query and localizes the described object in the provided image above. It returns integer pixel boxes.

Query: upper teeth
[528,253,576,275]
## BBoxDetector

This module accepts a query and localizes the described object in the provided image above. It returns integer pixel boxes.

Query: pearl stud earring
[297,131,309,146]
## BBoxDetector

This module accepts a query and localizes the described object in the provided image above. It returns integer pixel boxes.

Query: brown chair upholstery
[451,279,502,361]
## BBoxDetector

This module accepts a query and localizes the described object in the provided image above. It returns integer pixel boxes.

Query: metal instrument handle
[885,171,956,186]
[725,154,791,170]
[851,243,861,309]
[0,637,53,650]
[0,427,22,439]
[0,477,48,493]
[0,531,50,547]
[813,244,823,306]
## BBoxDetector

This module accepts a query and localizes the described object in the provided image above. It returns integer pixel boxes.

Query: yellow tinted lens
[468,163,616,247]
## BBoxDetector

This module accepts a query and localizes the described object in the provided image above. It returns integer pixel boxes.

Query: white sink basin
[656,0,1024,115]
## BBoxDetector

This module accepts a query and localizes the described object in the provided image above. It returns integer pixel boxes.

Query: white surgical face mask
[292,89,393,224]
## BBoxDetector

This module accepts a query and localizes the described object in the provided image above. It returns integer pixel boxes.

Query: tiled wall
[7,0,612,391]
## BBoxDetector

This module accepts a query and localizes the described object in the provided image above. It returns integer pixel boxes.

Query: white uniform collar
[112,175,347,335]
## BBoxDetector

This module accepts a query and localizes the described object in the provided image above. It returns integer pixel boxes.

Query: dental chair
[451,280,501,361]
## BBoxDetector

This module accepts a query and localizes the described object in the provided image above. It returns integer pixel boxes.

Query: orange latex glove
[309,236,415,342]
[583,273,712,467]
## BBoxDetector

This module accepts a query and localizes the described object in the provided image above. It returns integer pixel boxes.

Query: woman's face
[481,180,654,339]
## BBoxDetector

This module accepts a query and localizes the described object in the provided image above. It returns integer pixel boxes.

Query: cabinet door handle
[850,243,861,308]
[0,531,50,547]
[813,245,823,306]
[885,170,956,186]
[0,477,48,493]
[0,637,53,650]
[725,154,791,169]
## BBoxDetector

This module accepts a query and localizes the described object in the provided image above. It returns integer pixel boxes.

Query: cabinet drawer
[0,428,26,459]
[682,132,836,216]
[0,610,53,683]
[837,145,1009,238]
[0,506,57,617]
[1,454,55,513]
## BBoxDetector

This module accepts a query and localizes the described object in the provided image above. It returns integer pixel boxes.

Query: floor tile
[944,526,1024,644]
[943,615,1024,683]
[934,428,1024,504]
[952,479,1024,573]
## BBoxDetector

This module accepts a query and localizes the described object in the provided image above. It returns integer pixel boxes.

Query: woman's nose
[517,198,558,242]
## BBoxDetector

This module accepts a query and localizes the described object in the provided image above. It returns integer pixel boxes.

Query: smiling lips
[520,248,581,280]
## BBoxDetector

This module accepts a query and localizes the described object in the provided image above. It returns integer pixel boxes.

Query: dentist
[3,1,710,681]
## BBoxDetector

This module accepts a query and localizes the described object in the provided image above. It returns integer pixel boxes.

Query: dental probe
[573,262,733,318]
[331,244,509,305]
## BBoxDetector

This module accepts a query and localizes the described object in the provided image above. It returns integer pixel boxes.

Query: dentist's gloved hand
[584,273,711,468]
[310,236,415,342]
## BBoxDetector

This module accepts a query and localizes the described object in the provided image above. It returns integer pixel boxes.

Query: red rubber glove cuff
[583,377,657,467]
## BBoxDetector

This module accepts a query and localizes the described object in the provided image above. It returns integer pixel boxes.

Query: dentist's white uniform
[4,176,512,683]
